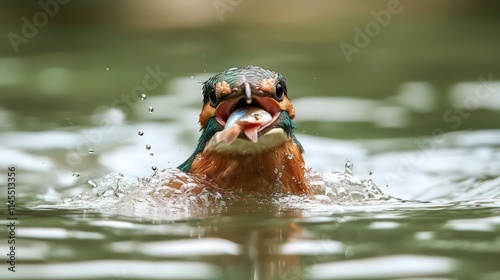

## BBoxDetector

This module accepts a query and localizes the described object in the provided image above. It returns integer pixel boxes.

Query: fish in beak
[216,106,273,144]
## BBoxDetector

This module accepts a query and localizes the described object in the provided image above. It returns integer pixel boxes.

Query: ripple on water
[308,255,455,279]
[137,238,241,257]
[18,228,105,240]
[7,260,221,279]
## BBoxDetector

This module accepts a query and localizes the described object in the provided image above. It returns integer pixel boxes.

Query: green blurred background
[1,0,499,138]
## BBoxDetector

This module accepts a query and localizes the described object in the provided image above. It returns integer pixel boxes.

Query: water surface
[1,1,500,279]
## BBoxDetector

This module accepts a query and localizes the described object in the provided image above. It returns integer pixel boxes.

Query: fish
[215,107,273,144]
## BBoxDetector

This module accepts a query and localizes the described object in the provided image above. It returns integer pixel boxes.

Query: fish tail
[216,125,241,144]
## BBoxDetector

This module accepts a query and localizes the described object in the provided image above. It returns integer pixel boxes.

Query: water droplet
[146,144,151,150]
[345,160,353,175]
[106,67,109,71]
[274,168,279,174]
[88,149,95,154]
[149,153,154,156]
[190,76,194,79]
[286,154,293,159]
[88,180,97,188]
[141,93,147,100]
[151,166,158,171]
[72,172,80,177]
[148,106,154,113]
[138,131,144,136]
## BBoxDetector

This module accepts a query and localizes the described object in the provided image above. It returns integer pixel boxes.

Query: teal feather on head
[202,66,287,105]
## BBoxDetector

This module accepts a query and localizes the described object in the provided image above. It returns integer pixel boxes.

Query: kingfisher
[178,66,310,194]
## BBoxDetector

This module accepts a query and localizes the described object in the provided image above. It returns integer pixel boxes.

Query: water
[1,1,500,279]
[2,124,499,279]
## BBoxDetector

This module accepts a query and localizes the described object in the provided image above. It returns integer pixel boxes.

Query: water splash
[306,168,392,203]
[37,159,395,220]
[40,170,225,218]
[344,160,353,175]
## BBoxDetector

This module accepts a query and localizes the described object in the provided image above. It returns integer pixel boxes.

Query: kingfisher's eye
[209,88,217,106]
[275,82,285,100]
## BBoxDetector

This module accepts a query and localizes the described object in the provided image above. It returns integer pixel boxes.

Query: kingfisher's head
[178,66,303,173]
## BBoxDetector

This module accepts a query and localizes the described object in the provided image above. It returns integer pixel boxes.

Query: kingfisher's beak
[231,81,268,103]
[244,82,252,104]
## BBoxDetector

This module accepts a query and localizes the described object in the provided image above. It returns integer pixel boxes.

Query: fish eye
[275,82,285,100]
[209,88,217,106]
